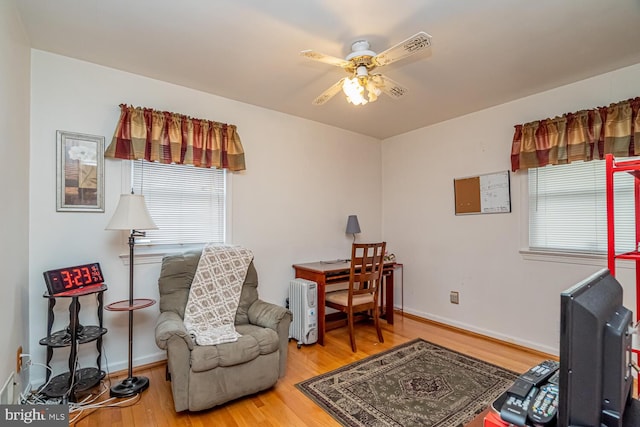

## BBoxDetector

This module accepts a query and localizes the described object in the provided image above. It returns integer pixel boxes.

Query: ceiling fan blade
[372,74,408,99]
[373,32,432,67]
[301,50,351,68]
[313,78,346,105]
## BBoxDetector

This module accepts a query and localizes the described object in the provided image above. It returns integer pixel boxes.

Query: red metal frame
[605,154,640,387]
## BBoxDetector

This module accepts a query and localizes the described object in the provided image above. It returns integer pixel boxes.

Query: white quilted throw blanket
[183,245,253,345]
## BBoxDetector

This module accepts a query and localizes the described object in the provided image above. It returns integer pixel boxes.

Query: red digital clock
[43,263,104,296]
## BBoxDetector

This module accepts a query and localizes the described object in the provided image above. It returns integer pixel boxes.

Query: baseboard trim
[106,359,167,380]
[394,308,557,359]
[104,352,167,378]
[29,352,168,389]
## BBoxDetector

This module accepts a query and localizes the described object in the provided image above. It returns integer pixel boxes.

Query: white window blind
[132,160,226,245]
[528,160,635,254]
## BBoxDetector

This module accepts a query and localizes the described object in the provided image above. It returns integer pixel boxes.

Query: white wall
[382,63,640,354]
[29,51,381,384]
[24,34,640,388]
[0,0,31,397]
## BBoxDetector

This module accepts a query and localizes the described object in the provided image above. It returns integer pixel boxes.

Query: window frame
[116,161,232,263]
[520,161,636,270]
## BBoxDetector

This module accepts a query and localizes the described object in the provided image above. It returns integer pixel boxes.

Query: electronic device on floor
[491,269,638,427]
[499,359,559,426]
[288,278,318,348]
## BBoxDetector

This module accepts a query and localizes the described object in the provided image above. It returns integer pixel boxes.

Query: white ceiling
[15,0,640,139]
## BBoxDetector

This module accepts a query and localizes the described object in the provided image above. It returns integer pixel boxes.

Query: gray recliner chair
[154,250,292,412]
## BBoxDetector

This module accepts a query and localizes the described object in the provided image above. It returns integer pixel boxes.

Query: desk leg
[317,280,326,346]
[385,271,394,325]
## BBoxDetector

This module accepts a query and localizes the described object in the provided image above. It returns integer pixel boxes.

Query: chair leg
[347,309,357,352]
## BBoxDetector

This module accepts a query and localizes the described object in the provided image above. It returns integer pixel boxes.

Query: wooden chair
[325,242,386,352]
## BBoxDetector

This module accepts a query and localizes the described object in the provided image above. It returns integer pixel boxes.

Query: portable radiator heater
[288,278,318,348]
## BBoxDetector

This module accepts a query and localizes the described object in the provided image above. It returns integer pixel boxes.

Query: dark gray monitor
[558,268,633,427]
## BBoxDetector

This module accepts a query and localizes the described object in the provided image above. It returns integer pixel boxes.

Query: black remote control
[518,359,559,387]
[500,384,538,426]
[527,383,559,425]
[507,378,534,398]
[498,360,560,426]
[547,369,560,385]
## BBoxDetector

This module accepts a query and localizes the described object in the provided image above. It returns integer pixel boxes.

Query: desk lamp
[105,193,158,397]
[346,215,361,242]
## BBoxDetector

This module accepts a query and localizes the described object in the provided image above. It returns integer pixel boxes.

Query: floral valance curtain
[510,97,640,172]
[104,104,246,171]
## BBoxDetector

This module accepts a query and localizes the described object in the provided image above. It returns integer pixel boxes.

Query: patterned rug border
[296,338,519,427]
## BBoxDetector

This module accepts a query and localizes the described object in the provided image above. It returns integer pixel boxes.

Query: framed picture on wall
[56,130,105,212]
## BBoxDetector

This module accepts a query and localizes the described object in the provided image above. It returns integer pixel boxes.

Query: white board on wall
[454,170,511,215]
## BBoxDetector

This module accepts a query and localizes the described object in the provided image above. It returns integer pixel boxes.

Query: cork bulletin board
[454,171,511,215]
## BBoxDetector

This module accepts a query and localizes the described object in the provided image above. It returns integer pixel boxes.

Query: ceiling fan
[301,32,432,106]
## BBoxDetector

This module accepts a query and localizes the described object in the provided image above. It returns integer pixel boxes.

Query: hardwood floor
[69,312,553,426]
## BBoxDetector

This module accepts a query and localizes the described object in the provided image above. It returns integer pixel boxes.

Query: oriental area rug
[296,338,518,427]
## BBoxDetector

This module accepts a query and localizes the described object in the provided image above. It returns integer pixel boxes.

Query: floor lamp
[105,193,158,397]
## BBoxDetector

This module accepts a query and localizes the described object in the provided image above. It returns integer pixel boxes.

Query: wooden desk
[292,261,398,346]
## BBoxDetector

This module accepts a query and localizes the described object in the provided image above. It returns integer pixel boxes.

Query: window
[528,160,635,254]
[131,160,226,245]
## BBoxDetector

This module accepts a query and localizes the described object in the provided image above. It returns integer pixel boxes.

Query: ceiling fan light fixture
[366,79,381,103]
[342,75,381,106]
[343,77,368,106]
[303,32,432,106]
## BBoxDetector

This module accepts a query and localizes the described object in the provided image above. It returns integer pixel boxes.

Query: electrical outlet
[450,291,459,304]
[16,346,22,374]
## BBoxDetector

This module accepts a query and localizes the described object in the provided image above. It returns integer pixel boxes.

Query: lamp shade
[105,194,158,231]
[345,215,361,235]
